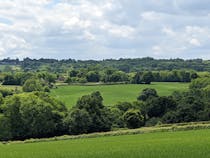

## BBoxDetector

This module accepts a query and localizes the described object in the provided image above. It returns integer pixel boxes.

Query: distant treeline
[66,69,197,84]
[0,69,197,86]
[1,57,210,72]
[1,77,210,141]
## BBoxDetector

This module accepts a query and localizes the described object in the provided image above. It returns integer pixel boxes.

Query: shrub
[123,109,144,129]
[22,79,43,92]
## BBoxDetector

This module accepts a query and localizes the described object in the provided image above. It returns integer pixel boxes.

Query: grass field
[1,129,210,158]
[50,82,189,107]
[0,85,22,91]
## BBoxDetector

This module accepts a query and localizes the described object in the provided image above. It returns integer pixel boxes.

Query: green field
[0,85,22,91]
[50,82,189,107]
[1,129,210,158]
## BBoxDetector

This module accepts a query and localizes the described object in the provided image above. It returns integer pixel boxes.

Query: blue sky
[0,0,210,60]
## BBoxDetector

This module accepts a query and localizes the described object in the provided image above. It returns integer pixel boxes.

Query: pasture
[50,82,189,107]
[0,128,210,158]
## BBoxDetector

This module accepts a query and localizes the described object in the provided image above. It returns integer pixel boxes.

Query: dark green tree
[137,88,158,101]
[123,109,144,129]
[65,109,92,134]
[86,71,100,82]
[142,71,153,84]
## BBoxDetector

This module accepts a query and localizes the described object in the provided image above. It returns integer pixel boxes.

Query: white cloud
[141,11,161,21]
[100,23,135,38]
[189,38,201,46]
[0,0,210,59]
[162,27,176,36]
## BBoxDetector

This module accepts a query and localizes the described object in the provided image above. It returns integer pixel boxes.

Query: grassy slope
[50,82,189,107]
[1,129,210,158]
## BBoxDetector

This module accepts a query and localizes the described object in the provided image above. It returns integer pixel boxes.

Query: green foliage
[1,92,67,140]
[22,79,43,92]
[64,109,92,134]
[137,88,158,101]
[145,117,162,127]
[0,114,12,140]
[2,74,17,85]
[189,77,210,89]
[65,92,112,134]
[142,71,153,84]
[115,102,134,112]
[2,72,34,85]
[123,109,144,129]
[132,72,141,84]
[110,107,124,128]
[18,57,210,72]
[86,71,100,82]
[162,111,178,124]
[0,87,13,97]
[69,70,79,77]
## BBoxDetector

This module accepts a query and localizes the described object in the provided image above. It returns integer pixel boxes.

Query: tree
[189,77,210,89]
[0,88,13,97]
[1,96,23,140]
[69,70,79,77]
[132,72,142,84]
[1,92,67,140]
[123,109,144,129]
[72,91,112,133]
[115,102,134,112]
[65,109,92,135]
[142,71,153,84]
[180,71,191,82]
[2,74,17,85]
[86,71,100,82]
[162,111,178,123]
[110,71,128,82]
[190,72,198,79]
[137,88,158,101]
[0,115,11,140]
[145,96,177,118]
[110,107,124,128]
[37,72,56,85]
[22,79,43,92]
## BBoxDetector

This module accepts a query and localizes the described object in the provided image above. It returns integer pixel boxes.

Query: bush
[0,88,13,97]
[22,79,43,92]
[145,117,162,127]
[162,111,178,124]
[115,102,134,112]
[123,109,144,129]
[137,88,158,101]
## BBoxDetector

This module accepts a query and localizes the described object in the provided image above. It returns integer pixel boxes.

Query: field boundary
[3,121,210,145]
[55,82,188,87]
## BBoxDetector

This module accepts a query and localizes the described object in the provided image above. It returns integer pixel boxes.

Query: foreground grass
[51,82,189,107]
[1,128,210,158]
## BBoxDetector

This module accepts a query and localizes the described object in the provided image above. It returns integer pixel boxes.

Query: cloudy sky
[0,0,210,60]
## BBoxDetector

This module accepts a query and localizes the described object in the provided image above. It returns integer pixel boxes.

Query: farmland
[50,82,189,107]
[0,128,210,158]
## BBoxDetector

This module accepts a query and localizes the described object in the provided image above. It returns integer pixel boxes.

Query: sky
[0,0,210,60]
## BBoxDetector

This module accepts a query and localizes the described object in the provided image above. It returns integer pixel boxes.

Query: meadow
[50,82,189,107]
[1,128,210,158]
